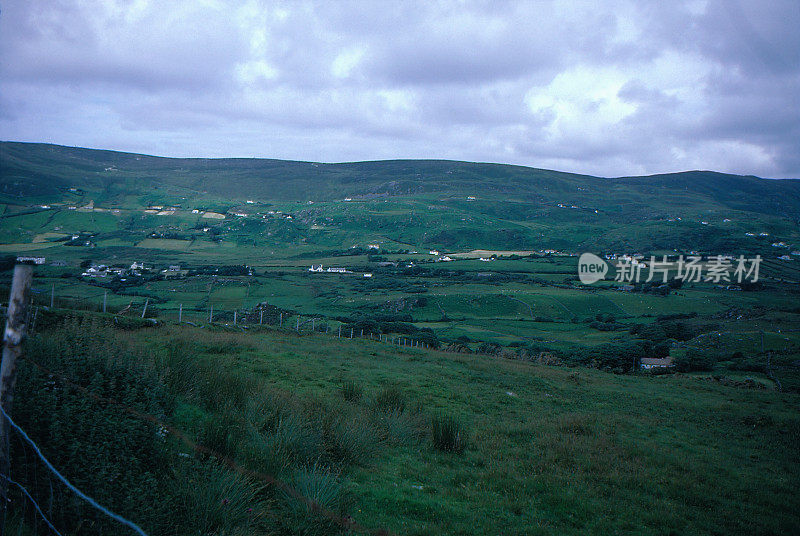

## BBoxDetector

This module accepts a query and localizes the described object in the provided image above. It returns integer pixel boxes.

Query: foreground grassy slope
[13,313,800,535]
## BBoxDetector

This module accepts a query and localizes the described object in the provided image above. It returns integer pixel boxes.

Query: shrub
[431,414,468,453]
[674,354,716,372]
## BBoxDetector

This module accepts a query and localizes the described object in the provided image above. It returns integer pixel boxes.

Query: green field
[7,314,799,535]
[2,142,800,535]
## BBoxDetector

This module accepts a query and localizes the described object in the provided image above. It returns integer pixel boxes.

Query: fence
[1,268,396,536]
[8,284,437,351]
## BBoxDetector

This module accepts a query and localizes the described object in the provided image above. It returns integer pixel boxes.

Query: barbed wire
[0,406,148,536]
[1,473,63,536]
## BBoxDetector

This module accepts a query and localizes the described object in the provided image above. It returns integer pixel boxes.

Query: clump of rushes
[431,413,468,453]
[340,380,363,402]
[375,384,405,413]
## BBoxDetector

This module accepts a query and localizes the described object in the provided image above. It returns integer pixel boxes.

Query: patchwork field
[2,142,800,534]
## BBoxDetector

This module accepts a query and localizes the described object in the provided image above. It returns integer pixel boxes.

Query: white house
[309,265,324,272]
[16,256,45,265]
[640,357,673,370]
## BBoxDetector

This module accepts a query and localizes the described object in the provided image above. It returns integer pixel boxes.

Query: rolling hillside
[3,141,800,213]
[2,141,800,257]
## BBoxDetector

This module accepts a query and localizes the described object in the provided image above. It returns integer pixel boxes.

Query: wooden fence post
[141,298,149,319]
[0,265,33,520]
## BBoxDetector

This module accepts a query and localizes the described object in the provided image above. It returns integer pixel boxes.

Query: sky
[1,0,799,178]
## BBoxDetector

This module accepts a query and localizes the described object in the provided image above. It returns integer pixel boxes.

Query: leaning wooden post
[209,304,213,323]
[103,290,107,313]
[296,316,300,332]
[50,283,55,309]
[338,325,341,338]
[0,264,33,517]
[260,309,263,325]
[141,298,149,319]
[179,303,183,322]
[312,318,316,332]
[234,311,237,325]
[279,312,283,328]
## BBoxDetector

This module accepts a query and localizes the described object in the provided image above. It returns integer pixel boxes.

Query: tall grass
[431,414,469,454]
[375,384,405,413]
[340,380,363,402]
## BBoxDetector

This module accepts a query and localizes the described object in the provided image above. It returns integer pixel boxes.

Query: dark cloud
[0,0,798,178]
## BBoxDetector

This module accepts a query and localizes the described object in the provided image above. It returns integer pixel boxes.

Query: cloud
[0,0,798,178]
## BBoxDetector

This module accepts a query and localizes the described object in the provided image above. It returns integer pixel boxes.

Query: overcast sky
[1,1,798,178]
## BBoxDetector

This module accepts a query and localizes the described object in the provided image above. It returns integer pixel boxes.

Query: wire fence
[1,292,437,352]
[0,277,405,535]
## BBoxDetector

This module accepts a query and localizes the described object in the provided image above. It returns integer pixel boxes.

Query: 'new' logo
[578,253,608,284]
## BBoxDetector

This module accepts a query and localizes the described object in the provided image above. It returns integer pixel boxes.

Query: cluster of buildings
[81,262,184,279]
[308,265,372,278]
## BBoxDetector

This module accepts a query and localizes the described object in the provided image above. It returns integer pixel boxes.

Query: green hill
[2,141,800,256]
[3,141,799,212]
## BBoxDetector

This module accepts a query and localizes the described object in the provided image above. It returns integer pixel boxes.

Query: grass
[375,384,406,413]
[430,414,469,453]
[340,380,363,402]
[6,310,800,535]
[3,141,800,533]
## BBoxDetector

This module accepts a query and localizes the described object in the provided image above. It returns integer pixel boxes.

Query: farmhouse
[640,357,673,370]
[309,265,324,272]
[16,256,46,265]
